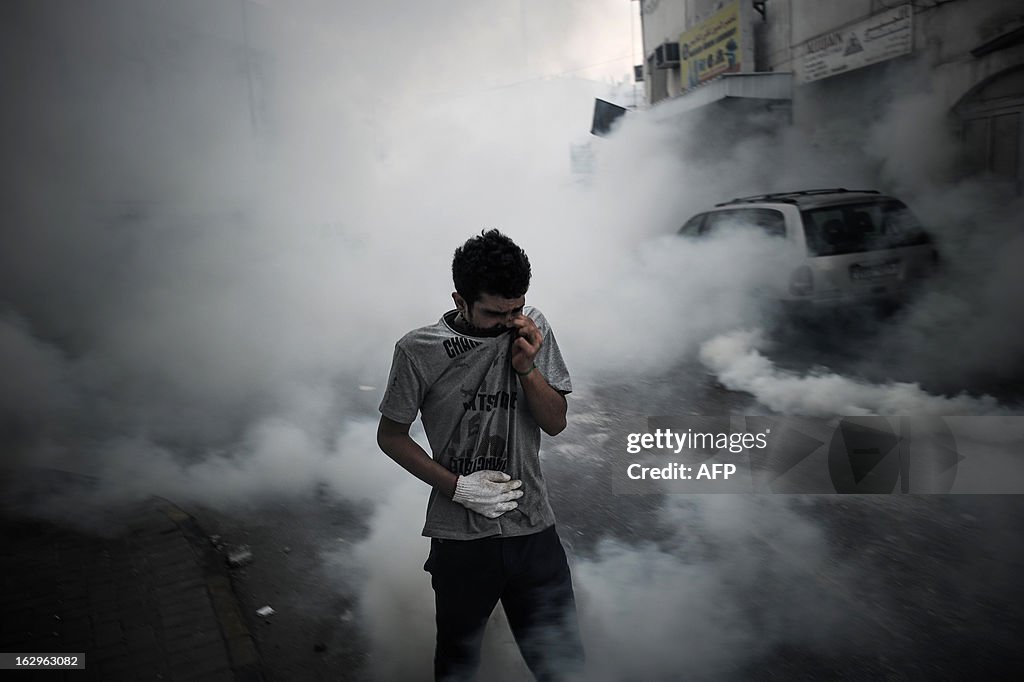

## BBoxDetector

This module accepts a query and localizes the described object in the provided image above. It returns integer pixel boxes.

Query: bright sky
[336,0,644,91]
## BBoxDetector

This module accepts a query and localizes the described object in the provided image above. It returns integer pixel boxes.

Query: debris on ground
[227,545,253,568]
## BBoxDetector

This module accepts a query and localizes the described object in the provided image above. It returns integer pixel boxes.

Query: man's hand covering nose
[452,470,524,519]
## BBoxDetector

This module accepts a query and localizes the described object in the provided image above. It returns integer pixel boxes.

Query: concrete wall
[789,0,872,48]
[641,0,688,51]
[640,0,687,103]
[917,0,1024,110]
[752,0,792,72]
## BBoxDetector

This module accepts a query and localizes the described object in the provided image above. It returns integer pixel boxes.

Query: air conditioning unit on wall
[654,42,680,69]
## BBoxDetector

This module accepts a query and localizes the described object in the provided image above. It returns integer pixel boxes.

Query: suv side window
[679,213,705,237]
[703,209,786,237]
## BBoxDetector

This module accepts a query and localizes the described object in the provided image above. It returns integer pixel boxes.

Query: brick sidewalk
[0,498,263,681]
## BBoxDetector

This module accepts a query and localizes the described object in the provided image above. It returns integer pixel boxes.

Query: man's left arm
[510,315,568,436]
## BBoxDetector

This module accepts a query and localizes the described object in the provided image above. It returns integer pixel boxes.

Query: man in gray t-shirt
[378,230,584,681]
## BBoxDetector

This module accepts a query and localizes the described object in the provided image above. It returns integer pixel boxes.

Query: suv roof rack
[715,188,880,207]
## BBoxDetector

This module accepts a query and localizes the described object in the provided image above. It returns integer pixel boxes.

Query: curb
[156,499,265,682]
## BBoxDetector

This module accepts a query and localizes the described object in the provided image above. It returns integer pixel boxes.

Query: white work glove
[452,470,523,519]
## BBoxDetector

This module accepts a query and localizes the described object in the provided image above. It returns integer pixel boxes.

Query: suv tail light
[789,265,813,296]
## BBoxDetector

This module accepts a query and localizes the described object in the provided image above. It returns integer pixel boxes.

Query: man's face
[456,292,526,333]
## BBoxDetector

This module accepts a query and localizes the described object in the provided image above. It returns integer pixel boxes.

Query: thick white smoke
[699,329,1007,417]
[2,2,1022,680]
[0,1,638,497]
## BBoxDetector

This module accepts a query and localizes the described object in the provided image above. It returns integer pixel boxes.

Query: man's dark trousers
[424,525,584,681]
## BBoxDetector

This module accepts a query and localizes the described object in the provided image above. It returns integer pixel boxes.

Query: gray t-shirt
[379,306,572,540]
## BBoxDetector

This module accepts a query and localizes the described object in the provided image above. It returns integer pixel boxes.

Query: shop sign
[798,4,913,83]
[679,1,751,92]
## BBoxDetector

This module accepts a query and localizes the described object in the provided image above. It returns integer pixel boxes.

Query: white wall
[641,0,688,52]
[789,0,873,47]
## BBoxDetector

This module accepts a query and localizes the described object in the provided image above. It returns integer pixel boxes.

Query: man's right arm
[376,415,524,517]
[376,415,458,499]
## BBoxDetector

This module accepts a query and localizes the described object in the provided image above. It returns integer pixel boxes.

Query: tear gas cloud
[0,0,820,495]
[4,2,1019,500]
[1,1,1022,680]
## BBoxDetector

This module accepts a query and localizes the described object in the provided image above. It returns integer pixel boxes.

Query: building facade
[638,0,1024,192]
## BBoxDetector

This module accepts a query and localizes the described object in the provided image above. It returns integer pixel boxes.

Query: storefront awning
[650,72,793,121]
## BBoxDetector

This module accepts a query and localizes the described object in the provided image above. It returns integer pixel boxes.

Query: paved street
[0,485,262,682]
[194,466,1024,681]
[4,345,1022,681]
[190,366,1024,681]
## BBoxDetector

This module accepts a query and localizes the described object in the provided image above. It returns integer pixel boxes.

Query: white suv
[678,188,938,311]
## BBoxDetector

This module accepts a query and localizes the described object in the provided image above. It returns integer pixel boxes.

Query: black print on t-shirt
[461,389,518,412]
[448,432,509,475]
[443,336,482,359]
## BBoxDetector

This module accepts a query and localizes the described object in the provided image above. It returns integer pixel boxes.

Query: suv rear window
[801,200,930,256]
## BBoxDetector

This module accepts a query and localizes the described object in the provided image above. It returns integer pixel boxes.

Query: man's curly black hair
[452,229,532,305]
